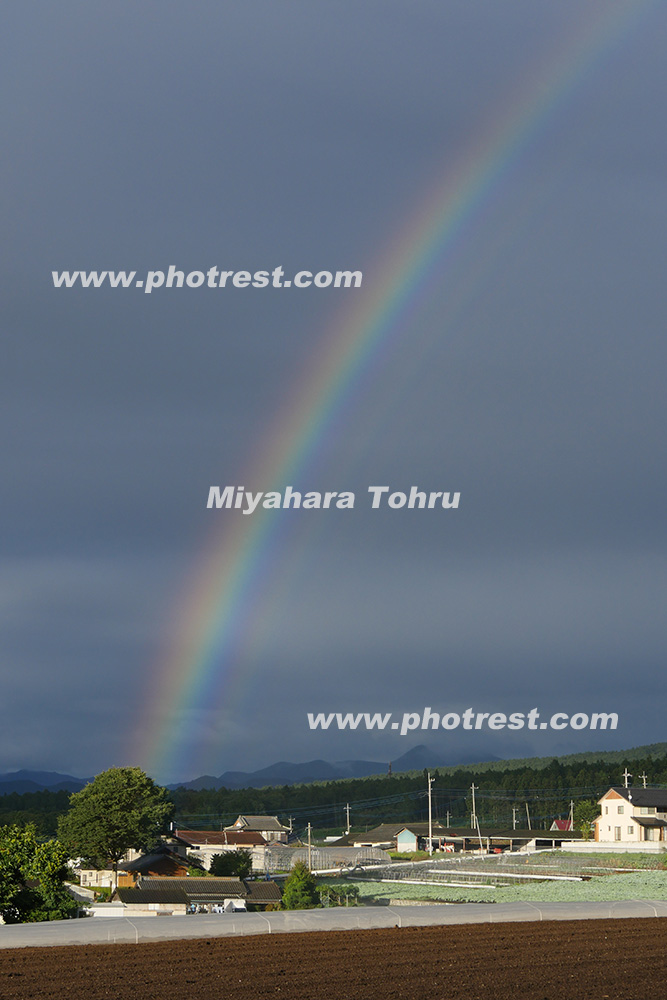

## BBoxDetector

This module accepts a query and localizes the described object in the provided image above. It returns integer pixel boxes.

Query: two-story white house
[594,787,667,851]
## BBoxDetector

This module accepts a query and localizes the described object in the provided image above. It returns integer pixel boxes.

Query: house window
[617,805,624,815]
[614,827,621,841]
[628,826,634,835]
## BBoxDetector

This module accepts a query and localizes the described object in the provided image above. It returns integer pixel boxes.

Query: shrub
[281,862,319,910]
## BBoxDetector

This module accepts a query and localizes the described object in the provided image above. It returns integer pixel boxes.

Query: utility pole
[346,803,351,835]
[475,816,484,853]
[471,783,478,829]
[525,801,531,830]
[446,810,450,829]
[639,772,648,789]
[512,806,518,831]
[427,772,435,855]
[307,823,312,870]
[623,768,632,788]
[569,800,574,830]
[288,816,294,834]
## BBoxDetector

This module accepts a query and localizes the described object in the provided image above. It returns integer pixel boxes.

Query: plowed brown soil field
[1,918,666,999]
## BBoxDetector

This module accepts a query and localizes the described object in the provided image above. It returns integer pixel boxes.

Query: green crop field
[340,851,667,905]
[351,870,667,905]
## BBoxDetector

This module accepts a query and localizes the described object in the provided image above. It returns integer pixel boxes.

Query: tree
[0,824,78,923]
[209,849,253,879]
[281,861,319,910]
[57,767,173,889]
[319,882,359,907]
[573,799,600,840]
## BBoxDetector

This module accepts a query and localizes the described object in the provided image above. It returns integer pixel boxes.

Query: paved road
[2,899,667,949]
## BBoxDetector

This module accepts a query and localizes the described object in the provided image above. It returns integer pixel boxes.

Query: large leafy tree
[281,861,319,910]
[209,849,253,879]
[57,767,173,887]
[0,824,78,923]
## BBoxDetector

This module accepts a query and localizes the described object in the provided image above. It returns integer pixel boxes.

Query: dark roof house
[118,848,191,883]
[604,786,667,809]
[174,829,266,849]
[113,876,282,911]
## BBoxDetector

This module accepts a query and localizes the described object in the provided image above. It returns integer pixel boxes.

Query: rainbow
[135,1,654,782]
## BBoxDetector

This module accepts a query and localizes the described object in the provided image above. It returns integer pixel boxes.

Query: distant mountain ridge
[0,769,89,795]
[3,741,667,796]
[157,740,667,790]
[167,745,500,790]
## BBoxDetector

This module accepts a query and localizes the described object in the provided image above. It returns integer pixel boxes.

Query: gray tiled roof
[175,829,266,846]
[145,877,246,899]
[119,851,186,873]
[245,881,282,903]
[116,886,189,904]
[226,815,288,832]
[396,823,458,837]
[606,787,667,809]
[116,877,282,906]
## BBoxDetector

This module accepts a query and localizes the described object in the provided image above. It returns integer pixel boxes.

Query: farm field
[354,869,667,903]
[345,851,667,904]
[1,919,667,999]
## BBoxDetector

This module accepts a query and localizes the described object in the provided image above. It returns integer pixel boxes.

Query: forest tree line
[3,753,667,838]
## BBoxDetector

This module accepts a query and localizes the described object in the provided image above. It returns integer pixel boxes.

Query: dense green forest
[0,789,72,838]
[5,748,667,838]
[168,753,667,834]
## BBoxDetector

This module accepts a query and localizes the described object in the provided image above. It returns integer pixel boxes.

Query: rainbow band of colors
[135,1,655,783]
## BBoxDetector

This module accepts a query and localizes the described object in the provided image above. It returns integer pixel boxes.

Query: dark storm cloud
[1,0,666,779]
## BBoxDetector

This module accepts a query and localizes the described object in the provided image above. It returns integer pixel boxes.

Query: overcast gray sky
[2,1,666,784]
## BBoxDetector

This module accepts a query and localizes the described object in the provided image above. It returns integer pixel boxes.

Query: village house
[171,829,268,871]
[224,815,290,843]
[395,824,454,853]
[78,866,117,890]
[550,819,574,832]
[593,786,667,851]
[346,823,407,849]
[78,847,144,889]
[110,876,282,916]
[338,821,579,854]
[77,844,200,889]
[116,846,191,886]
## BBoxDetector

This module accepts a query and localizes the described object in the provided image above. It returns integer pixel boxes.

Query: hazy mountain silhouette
[168,745,499,790]
[0,769,89,795]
